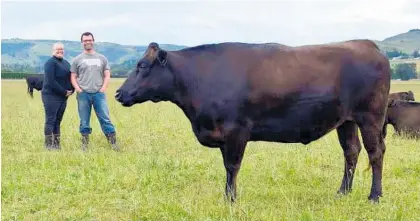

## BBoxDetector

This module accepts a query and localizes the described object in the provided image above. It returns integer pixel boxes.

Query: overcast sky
[2,0,420,47]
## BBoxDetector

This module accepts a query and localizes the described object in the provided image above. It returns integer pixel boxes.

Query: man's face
[82,35,94,50]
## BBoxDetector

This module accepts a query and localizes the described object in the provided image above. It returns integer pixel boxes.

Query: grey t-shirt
[70,52,110,93]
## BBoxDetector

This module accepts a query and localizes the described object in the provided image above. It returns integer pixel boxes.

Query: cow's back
[247,40,385,98]
[240,40,390,143]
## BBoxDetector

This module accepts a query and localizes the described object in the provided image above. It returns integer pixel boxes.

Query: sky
[1,0,420,47]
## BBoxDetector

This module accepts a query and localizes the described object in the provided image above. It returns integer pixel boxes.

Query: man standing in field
[70,32,119,151]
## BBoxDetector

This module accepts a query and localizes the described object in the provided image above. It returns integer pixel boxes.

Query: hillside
[374,29,420,55]
[1,29,419,74]
[1,38,187,75]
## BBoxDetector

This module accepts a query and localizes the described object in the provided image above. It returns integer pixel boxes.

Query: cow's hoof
[337,189,351,195]
[368,195,380,203]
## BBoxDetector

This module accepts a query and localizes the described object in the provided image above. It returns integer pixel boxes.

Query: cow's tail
[26,78,34,98]
[363,122,388,174]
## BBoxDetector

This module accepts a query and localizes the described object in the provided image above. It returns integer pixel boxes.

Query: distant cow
[116,40,391,203]
[25,75,44,98]
[384,100,420,139]
[389,91,415,101]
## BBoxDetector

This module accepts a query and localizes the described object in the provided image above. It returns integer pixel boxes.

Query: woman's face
[53,45,64,58]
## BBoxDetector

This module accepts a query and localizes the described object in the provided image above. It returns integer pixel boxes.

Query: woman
[42,42,74,150]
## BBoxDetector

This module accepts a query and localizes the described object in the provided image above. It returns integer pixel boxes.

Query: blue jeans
[77,91,116,136]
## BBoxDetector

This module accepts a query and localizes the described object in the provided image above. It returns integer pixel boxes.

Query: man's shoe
[81,134,89,151]
[106,133,120,151]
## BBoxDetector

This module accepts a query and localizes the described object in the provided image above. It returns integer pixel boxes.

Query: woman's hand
[66,90,73,97]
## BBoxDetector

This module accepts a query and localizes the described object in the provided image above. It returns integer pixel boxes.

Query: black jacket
[42,56,74,97]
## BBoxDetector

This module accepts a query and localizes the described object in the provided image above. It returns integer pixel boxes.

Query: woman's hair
[52,42,64,55]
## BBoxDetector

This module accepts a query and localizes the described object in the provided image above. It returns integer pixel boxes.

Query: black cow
[25,75,44,98]
[389,91,415,101]
[116,40,391,203]
[384,100,420,139]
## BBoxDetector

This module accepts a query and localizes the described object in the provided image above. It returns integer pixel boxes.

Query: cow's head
[404,91,415,101]
[115,43,175,106]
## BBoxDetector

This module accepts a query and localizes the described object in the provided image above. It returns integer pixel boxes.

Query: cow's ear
[148,42,159,51]
[157,50,167,66]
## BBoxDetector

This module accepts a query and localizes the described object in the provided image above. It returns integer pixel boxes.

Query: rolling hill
[1,39,187,75]
[1,29,419,75]
[375,29,420,53]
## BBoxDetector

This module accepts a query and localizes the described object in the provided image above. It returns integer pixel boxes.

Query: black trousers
[42,93,67,135]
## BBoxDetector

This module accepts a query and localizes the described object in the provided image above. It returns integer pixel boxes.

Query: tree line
[385,49,420,59]
[2,63,418,80]
[1,72,128,79]
[391,63,418,80]
[1,63,133,77]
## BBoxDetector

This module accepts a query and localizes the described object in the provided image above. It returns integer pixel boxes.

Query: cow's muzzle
[115,89,123,101]
[115,89,135,107]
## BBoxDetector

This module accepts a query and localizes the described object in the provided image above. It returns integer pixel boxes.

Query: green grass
[2,79,420,221]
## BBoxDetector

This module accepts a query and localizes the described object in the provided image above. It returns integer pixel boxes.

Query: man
[70,32,119,151]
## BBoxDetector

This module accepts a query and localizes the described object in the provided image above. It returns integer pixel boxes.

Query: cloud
[321,0,420,23]
[2,0,419,46]
[20,13,134,40]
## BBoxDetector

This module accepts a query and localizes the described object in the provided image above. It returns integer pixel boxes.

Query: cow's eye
[139,63,148,69]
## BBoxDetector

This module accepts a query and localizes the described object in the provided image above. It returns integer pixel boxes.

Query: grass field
[2,79,420,221]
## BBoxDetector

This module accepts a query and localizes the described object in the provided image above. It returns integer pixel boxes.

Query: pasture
[2,79,420,221]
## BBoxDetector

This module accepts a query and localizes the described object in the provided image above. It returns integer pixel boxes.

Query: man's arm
[70,57,82,93]
[100,70,111,92]
[70,72,82,93]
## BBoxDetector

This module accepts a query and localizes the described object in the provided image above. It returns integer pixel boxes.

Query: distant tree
[412,49,420,58]
[1,63,36,73]
[391,68,399,79]
[386,49,400,58]
[385,49,408,59]
[393,63,417,80]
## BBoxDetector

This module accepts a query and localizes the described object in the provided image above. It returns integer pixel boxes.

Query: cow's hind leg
[28,85,34,98]
[337,121,362,195]
[220,127,250,203]
[356,114,386,203]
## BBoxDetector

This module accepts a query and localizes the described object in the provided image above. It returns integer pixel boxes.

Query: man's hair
[81,32,95,42]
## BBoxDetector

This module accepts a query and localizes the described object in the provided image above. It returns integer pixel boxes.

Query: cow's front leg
[220,127,250,203]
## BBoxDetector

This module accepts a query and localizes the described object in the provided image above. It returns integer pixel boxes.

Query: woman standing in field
[41,42,74,150]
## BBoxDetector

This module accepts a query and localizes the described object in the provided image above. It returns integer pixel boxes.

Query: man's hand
[100,69,110,93]
[70,72,82,93]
